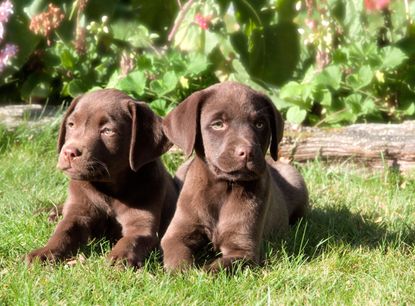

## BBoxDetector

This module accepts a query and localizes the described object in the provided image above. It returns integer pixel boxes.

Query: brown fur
[161,82,308,271]
[26,89,177,267]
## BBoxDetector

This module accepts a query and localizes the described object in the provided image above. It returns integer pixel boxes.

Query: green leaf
[116,71,146,96]
[67,79,87,97]
[204,31,220,55]
[321,91,332,107]
[162,71,179,94]
[286,106,307,124]
[381,47,408,70]
[23,0,48,18]
[125,0,177,42]
[112,22,155,48]
[347,66,373,90]
[325,110,357,125]
[150,99,175,117]
[59,49,75,70]
[313,89,332,107]
[316,65,342,90]
[106,71,120,88]
[362,98,376,115]
[231,23,300,86]
[344,94,363,114]
[150,72,178,97]
[279,81,302,101]
[186,53,210,75]
[357,66,373,88]
[404,102,415,115]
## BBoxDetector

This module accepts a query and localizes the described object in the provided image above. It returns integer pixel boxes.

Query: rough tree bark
[280,121,415,172]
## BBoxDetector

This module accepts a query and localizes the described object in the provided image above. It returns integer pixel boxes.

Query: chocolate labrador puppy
[26,89,177,267]
[161,82,309,271]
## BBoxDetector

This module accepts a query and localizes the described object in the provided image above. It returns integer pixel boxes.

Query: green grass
[1,123,415,305]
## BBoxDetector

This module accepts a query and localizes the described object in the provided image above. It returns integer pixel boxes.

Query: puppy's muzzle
[62,146,82,164]
[234,145,253,165]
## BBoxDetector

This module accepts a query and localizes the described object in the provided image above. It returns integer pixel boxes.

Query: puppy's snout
[235,145,252,162]
[63,147,82,161]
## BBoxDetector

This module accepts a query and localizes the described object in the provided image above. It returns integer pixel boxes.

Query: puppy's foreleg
[26,213,95,264]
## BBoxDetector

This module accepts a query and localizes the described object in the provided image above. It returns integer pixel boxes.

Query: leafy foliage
[277,0,415,125]
[2,0,415,125]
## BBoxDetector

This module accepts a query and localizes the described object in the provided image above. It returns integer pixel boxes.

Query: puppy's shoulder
[266,159,305,189]
[174,158,194,188]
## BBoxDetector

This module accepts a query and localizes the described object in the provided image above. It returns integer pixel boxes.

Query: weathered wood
[280,121,415,172]
[0,104,61,129]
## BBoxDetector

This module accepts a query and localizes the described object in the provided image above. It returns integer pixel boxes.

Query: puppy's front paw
[25,247,58,264]
[107,247,144,268]
[207,256,253,273]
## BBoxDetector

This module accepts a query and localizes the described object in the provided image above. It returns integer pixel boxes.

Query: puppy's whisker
[89,157,111,178]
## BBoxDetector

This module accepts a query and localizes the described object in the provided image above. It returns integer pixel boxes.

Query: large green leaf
[286,106,307,124]
[381,47,408,70]
[347,65,373,90]
[344,93,363,114]
[150,99,174,117]
[150,71,178,97]
[325,110,357,125]
[316,65,342,90]
[116,71,146,96]
[67,79,87,97]
[112,22,155,48]
[186,53,210,75]
[128,0,177,42]
[279,81,302,101]
[231,23,300,86]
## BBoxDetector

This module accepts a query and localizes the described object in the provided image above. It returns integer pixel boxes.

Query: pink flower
[0,0,13,40]
[0,23,4,40]
[0,0,13,23]
[364,0,390,11]
[0,43,18,73]
[195,13,210,30]
[305,18,316,30]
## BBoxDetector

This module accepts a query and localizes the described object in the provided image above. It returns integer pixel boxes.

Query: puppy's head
[163,82,283,181]
[57,89,171,181]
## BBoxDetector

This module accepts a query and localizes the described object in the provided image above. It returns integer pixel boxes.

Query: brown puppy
[26,89,177,267]
[161,82,308,271]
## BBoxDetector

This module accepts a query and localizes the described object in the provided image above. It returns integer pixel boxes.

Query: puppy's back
[267,159,309,225]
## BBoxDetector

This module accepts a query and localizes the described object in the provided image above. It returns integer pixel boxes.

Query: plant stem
[168,0,195,42]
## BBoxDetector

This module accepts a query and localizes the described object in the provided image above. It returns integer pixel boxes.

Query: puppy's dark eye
[255,121,264,129]
[211,120,226,130]
[101,127,115,136]
[67,122,74,128]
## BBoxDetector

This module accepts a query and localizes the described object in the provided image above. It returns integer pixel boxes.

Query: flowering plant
[0,0,18,74]
[1,0,415,126]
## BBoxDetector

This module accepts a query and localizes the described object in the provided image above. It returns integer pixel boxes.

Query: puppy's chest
[84,191,115,216]
[198,183,259,226]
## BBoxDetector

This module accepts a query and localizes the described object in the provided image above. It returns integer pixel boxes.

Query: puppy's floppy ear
[128,100,172,172]
[163,90,209,157]
[262,95,284,161]
[57,95,82,153]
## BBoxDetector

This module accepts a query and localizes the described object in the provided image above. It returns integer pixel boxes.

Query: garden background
[1,0,415,304]
[2,0,415,125]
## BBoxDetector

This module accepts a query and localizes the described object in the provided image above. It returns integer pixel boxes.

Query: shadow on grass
[31,201,415,269]
[266,205,415,261]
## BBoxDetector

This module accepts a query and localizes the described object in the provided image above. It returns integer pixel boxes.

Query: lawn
[1,122,415,305]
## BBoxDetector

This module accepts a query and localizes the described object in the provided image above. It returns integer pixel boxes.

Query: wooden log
[280,121,415,172]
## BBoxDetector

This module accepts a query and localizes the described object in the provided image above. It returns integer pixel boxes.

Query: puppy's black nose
[63,147,82,161]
